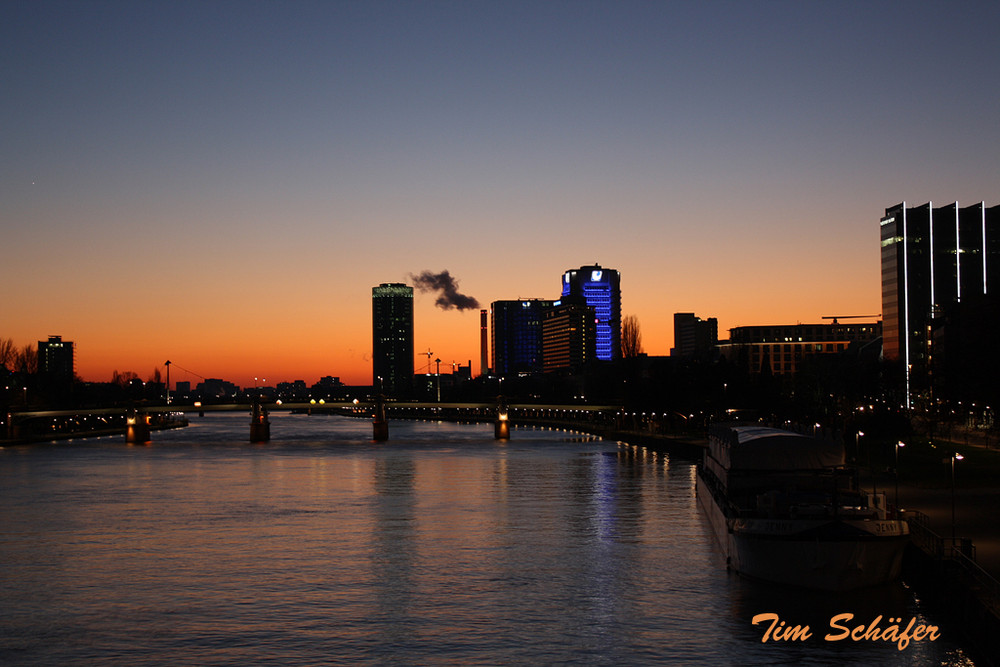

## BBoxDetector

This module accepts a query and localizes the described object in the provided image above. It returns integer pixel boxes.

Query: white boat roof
[710,425,845,470]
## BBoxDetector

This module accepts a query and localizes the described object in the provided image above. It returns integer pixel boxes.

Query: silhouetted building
[880,201,1000,405]
[491,299,554,377]
[372,282,414,398]
[197,378,240,399]
[931,294,1000,406]
[542,300,596,373]
[480,309,489,377]
[37,336,74,383]
[560,264,621,361]
[310,376,345,400]
[719,322,881,376]
[672,313,718,359]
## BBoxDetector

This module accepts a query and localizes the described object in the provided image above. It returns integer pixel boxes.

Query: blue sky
[3,0,998,383]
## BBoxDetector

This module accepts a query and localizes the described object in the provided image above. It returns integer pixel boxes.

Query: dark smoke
[409,270,480,311]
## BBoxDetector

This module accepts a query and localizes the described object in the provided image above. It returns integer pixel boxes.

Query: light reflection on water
[0,413,976,665]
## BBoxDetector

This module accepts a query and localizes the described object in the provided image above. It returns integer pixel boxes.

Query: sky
[2,0,998,388]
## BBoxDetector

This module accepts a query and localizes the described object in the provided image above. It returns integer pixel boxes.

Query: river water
[0,413,977,665]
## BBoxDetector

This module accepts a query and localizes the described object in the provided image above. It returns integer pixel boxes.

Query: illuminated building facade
[560,264,621,361]
[719,323,881,376]
[491,299,554,377]
[542,300,596,373]
[372,282,414,398]
[880,202,1000,405]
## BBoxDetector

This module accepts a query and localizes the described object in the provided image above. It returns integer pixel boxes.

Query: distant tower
[560,264,621,361]
[372,283,414,398]
[37,335,74,383]
[673,313,719,359]
[480,309,489,377]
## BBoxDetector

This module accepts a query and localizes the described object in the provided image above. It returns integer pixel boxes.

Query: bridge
[1,400,705,456]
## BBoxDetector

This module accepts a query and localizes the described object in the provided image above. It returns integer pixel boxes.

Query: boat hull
[697,473,909,591]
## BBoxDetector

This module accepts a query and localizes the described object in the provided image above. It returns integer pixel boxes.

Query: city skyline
[3,1,998,386]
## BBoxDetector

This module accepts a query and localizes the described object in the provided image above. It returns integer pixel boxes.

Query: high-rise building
[560,264,621,361]
[37,335,74,383]
[372,282,414,398]
[491,299,554,377]
[880,202,1000,405]
[673,313,719,359]
[542,300,596,373]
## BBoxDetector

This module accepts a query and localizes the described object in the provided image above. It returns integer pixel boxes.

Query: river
[0,413,977,665]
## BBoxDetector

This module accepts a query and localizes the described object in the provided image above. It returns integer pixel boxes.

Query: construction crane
[822,315,880,325]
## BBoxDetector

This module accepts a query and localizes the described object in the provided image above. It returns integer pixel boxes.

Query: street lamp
[164,360,171,405]
[951,452,964,544]
[435,358,441,402]
[894,440,905,511]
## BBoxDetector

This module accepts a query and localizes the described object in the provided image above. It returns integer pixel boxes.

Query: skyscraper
[560,264,621,361]
[491,299,554,377]
[880,201,1000,405]
[372,283,414,398]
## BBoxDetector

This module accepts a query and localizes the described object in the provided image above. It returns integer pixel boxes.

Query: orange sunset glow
[3,2,994,389]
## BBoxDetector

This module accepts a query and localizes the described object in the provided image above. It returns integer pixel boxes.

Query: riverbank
[1,416,189,446]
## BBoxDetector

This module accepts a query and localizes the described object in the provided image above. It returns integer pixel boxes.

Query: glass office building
[560,265,621,362]
[880,201,999,406]
[372,283,414,398]
[491,299,554,376]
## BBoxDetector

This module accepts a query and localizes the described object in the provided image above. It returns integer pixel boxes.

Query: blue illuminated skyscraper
[560,264,621,361]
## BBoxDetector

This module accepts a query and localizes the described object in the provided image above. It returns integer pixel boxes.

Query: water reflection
[0,414,979,665]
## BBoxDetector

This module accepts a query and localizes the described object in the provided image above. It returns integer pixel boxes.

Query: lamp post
[951,452,964,544]
[894,440,905,511]
[435,358,441,402]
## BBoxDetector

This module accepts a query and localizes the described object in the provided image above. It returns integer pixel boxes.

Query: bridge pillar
[373,394,389,441]
[495,395,510,440]
[126,408,151,444]
[250,398,270,442]
[5,413,16,440]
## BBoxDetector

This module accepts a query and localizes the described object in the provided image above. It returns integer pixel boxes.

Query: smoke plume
[410,270,480,311]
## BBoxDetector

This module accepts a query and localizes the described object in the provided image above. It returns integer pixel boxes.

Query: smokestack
[480,309,489,377]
